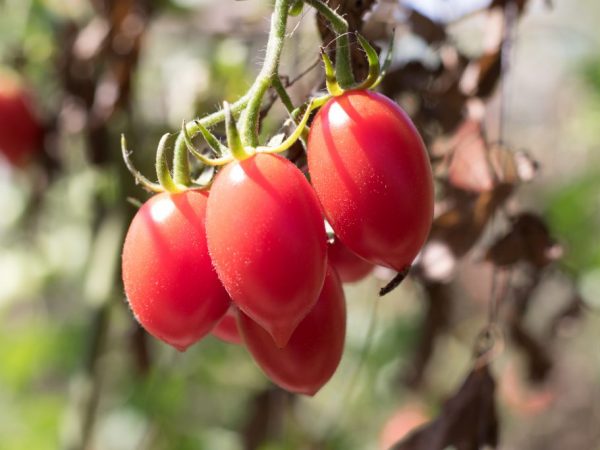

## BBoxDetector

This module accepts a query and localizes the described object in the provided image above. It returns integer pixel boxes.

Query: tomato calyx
[320,31,395,98]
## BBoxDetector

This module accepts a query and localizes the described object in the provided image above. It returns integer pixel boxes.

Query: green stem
[155,134,181,193]
[225,102,253,160]
[239,0,290,147]
[172,137,191,187]
[272,76,295,114]
[171,93,249,174]
[304,0,354,88]
[272,76,310,145]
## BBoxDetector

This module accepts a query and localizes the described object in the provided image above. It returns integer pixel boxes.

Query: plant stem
[172,94,249,175]
[304,0,354,88]
[272,76,295,114]
[239,0,290,147]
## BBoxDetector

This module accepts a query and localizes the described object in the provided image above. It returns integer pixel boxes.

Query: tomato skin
[238,266,346,396]
[122,191,230,351]
[307,90,434,271]
[0,74,43,166]
[206,153,328,348]
[328,238,373,283]
[211,306,242,345]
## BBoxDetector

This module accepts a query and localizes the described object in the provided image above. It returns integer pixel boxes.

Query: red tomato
[122,191,230,351]
[328,238,373,282]
[238,266,346,396]
[212,306,242,345]
[206,153,327,348]
[307,90,434,272]
[0,73,43,166]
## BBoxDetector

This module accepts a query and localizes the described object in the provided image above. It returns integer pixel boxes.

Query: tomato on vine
[307,90,434,275]
[206,152,328,348]
[238,265,346,396]
[122,191,230,351]
[328,238,373,283]
[212,306,242,345]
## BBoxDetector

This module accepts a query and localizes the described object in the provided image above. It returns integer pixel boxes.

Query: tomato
[122,191,230,351]
[211,305,242,345]
[307,90,434,272]
[0,72,43,166]
[238,266,346,396]
[206,153,327,348]
[328,238,373,283]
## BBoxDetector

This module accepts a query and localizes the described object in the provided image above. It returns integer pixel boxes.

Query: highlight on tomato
[328,237,373,283]
[122,191,230,351]
[0,70,43,166]
[307,90,434,273]
[238,265,346,396]
[206,152,328,348]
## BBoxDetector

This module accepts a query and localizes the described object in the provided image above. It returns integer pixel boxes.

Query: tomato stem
[225,102,254,161]
[304,0,354,89]
[120,135,163,193]
[320,49,344,96]
[272,75,309,145]
[371,29,395,89]
[155,133,183,193]
[171,94,250,179]
[256,99,314,155]
[172,132,192,187]
[181,120,233,167]
[353,33,381,90]
[239,0,290,147]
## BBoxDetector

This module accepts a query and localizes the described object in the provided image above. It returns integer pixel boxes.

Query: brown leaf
[428,183,513,259]
[486,213,561,268]
[440,120,525,193]
[391,365,498,450]
[446,119,495,192]
[407,10,447,45]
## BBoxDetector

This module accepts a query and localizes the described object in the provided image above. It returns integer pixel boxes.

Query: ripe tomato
[238,266,346,396]
[122,191,230,351]
[211,306,242,345]
[206,153,327,348]
[307,90,434,272]
[0,72,43,166]
[328,238,373,283]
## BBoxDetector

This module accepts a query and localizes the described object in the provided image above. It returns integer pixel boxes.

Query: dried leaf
[486,213,561,268]
[407,10,447,44]
[446,120,495,192]
[391,365,498,450]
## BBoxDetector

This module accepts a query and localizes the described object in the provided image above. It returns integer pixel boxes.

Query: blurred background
[0,0,599,449]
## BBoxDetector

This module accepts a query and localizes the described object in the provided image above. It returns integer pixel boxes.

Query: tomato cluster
[121,90,433,395]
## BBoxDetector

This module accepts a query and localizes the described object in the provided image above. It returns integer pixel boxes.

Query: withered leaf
[407,10,447,44]
[441,120,524,193]
[486,213,561,268]
[391,365,498,450]
[428,183,513,259]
